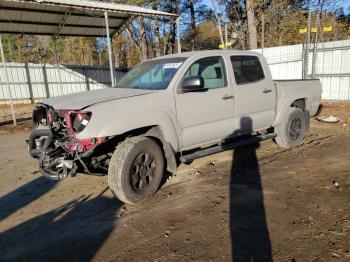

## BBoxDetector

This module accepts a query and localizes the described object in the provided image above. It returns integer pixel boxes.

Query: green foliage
[1,35,14,62]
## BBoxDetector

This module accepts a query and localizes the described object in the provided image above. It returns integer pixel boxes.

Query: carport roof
[0,0,178,37]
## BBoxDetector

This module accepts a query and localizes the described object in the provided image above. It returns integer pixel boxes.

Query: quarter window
[231,56,265,85]
[184,57,227,89]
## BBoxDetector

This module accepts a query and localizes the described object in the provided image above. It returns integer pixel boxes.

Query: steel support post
[176,17,181,54]
[105,11,116,87]
[224,23,228,50]
[0,35,16,126]
[53,37,64,95]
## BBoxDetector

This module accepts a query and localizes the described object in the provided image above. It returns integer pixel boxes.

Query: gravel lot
[0,103,349,261]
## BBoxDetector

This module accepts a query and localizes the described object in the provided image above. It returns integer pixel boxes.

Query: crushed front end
[28,104,110,180]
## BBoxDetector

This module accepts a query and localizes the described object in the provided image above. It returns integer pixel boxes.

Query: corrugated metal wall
[313,40,350,100]
[0,63,127,104]
[254,40,350,100]
[258,44,304,80]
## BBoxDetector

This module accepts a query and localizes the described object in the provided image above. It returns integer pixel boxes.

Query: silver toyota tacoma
[28,50,322,204]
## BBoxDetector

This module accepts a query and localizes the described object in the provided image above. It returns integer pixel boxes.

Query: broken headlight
[33,105,48,127]
[70,111,92,133]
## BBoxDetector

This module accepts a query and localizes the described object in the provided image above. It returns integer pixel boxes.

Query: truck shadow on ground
[0,177,57,222]
[0,117,273,261]
[230,117,273,261]
[0,187,122,262]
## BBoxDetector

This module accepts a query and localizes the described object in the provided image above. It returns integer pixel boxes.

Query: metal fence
[1,39,349,104]
[0,63,128,104]
[254,39,350,101]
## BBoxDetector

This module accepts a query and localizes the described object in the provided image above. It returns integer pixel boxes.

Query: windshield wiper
[130,85,144,89]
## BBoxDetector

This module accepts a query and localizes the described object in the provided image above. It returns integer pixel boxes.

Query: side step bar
[179,133,277,164]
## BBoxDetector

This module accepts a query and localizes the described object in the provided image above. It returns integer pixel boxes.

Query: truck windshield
[116,57,187,90]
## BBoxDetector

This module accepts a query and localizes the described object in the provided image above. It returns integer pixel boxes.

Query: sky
[342,0,350,13]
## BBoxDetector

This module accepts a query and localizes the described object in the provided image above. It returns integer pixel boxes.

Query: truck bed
[274,79,322,118]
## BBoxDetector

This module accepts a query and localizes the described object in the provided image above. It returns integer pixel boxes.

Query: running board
[179,133,277,164]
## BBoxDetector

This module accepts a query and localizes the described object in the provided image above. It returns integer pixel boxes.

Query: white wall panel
[0,63,126,103]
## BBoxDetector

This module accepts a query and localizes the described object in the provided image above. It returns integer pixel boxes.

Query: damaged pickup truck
[28,50,322,204]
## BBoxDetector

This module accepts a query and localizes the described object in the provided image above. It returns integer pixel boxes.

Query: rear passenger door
[230,55,276,133]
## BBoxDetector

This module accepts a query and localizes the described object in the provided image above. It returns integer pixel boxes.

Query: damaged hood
[40,88,157,110]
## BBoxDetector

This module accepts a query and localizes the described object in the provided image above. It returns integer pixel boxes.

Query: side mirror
[182,76,205,92]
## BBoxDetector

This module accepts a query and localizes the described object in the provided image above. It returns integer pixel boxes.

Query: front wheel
[108,136,165,204]
[275,107,308,149]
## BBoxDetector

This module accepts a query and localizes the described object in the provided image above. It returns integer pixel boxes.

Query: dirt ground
[0,103,349,262]
[0,103,34,124]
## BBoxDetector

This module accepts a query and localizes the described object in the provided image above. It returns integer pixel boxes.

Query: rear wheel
[275,107,308,149]
[108,136,164,204]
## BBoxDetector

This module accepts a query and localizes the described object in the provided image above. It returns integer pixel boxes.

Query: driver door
[175,56,236,150]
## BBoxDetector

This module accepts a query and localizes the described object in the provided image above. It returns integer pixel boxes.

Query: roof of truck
[150,50,262,60]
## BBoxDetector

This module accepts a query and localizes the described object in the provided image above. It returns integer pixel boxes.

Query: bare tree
[189,0,197,50]
[152,2,161,57]
[138,16,148,61]
[162,0,179,55]
[125,23,142,57]
[210,0,225,48]
[246,0,257,49]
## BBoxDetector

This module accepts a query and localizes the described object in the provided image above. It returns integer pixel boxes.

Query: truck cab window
[184,57,227,89]
[231,56,265,85]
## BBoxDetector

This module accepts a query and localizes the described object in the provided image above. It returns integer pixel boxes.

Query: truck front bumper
[28,128,109,180]
[28,129,77,180]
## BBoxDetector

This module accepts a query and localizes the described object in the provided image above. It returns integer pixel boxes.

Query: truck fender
[272,98,309,127]
[77,111,179,152]
[144,126,177,175]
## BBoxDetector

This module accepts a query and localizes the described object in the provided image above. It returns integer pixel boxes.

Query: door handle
[222,95,234,100]
[263,89,272,94]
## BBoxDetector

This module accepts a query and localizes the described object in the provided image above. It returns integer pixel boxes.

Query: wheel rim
[130,152,156,191]
[289,118,302,141]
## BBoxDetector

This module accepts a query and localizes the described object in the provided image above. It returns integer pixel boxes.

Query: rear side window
[231,56,265,85]
[184,56,227,89]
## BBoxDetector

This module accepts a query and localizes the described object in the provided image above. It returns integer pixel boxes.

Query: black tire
[108,136,165,204]
[275,107,308,149]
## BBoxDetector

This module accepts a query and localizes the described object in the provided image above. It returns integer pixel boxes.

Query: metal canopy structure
[0,0,180,126]
[0,0,178,37]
